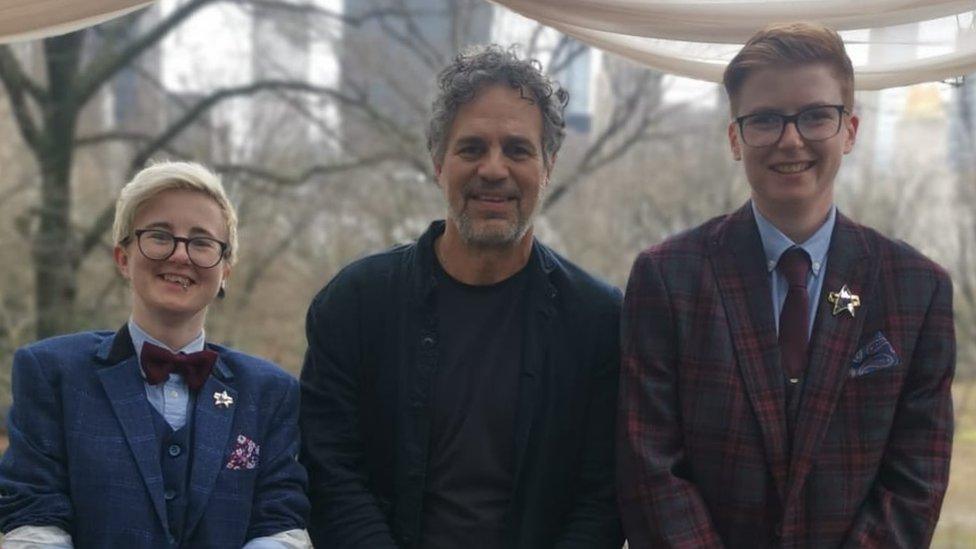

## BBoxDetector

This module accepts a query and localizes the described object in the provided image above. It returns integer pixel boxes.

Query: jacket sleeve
[555,288,625,549]
[0,347,75,535]
[841,272,955,548]
[617,252,724,548]
[299,274,399,548]
[246,377,312,541]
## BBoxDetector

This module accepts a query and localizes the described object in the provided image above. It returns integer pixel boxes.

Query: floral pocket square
[226,434,260,470]
[850,331,900,378]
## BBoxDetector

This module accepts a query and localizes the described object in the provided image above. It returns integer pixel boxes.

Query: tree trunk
[33,140,78,339]
[33,33,82,339]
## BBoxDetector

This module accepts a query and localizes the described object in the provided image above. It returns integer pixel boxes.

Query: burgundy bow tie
[141,341,218,391]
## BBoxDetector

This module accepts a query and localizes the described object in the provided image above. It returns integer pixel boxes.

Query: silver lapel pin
[213,390,234,408]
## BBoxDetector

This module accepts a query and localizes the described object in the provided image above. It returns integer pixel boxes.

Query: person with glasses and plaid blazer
[618,23,955,548]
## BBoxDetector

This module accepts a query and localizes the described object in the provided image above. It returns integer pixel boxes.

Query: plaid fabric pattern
[618,203,954,548]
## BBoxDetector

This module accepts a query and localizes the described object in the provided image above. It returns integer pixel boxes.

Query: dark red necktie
[141,341,218,391]
[777,247,811,380]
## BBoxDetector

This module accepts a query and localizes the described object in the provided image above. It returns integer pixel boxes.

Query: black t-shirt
[420,259,529,549]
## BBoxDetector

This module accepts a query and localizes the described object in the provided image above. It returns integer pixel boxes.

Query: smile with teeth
[771,161,814,174]
[471,194,514,203]
[160,273,193,290]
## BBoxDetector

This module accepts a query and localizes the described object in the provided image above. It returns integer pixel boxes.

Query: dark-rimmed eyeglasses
[133,229,228,269]
[735,105,848,148]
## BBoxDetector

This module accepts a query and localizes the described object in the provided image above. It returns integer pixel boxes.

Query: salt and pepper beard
[449,178,543,249]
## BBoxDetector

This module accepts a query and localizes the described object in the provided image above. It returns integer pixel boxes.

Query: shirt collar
[128,318,206,364]
[751,200,835,276]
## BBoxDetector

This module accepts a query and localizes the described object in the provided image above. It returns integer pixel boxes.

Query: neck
[754,199,831,244]
[131,306,206,350]
[434,223,534,285]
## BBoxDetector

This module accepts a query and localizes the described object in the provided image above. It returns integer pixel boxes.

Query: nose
[476,147,508,182]
[169,241,192,264]
[777,120,805,149]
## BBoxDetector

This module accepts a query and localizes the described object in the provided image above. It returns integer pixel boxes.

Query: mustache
[461,178,521,199]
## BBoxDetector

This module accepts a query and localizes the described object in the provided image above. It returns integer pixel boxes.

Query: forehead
[133,188,227,235]
[447,84,543,143]
[735,63,845,115]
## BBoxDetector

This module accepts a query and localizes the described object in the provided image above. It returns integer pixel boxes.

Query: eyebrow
[452,135,539,150]
[141,221,220,239]
[744,102,839,115]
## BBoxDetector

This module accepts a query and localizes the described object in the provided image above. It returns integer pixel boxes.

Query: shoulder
[845,218,950,285]
[539,243,621,313]
[11,331,114,386]
[15,330,113,365]
[209,344,297,390]
[308,241,416,311]
[630,213,726,276]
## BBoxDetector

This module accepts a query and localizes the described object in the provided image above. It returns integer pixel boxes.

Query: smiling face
[434,84,550,249]
[114,188,230,329]
[728,63,858,219]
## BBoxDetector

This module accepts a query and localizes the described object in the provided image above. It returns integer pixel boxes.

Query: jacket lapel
[94,325,169,530]
[785,214,874,501]
[511,244,555,500]
[709,204,790,501]
[183,355,238,537]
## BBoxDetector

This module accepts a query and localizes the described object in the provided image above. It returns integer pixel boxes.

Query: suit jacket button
[168,444,182,457]
[164,489,177,501]
[421,336,436,348]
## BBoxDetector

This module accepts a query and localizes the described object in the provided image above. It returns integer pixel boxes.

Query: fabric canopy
[491,0,976,90]
[0,0,154,45]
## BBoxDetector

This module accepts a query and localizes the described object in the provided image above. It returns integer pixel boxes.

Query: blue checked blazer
[0,326,309,548]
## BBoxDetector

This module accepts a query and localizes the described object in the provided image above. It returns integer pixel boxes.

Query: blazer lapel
[94,325,169,530]
[709,204,790,501]
[785,214,874,501]
[183,355,238,537]
[511,245,554,502]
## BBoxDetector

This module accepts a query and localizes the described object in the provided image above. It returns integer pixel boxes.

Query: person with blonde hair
[0,161,311,548]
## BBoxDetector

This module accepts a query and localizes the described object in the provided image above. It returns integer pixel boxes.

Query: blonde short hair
[112,161,239,265]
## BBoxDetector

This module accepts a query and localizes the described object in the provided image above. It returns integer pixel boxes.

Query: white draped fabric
[491,0,976,90]
[0,0,154,45]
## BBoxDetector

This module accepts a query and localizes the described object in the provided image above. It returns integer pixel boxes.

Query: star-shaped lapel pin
[213,390,234,408]
[827,284,861,318]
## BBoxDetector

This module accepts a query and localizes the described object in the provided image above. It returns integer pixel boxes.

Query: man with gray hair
[299,45,623,548]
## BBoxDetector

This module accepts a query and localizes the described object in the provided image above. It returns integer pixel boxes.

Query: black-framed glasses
[736,105,848,147]
[133,229,228,268]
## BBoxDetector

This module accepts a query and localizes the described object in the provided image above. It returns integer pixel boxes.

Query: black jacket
[300,221,623,548]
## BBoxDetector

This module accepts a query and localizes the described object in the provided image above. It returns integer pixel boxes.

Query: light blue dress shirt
[751,201,836,338]
[129,319,202,431]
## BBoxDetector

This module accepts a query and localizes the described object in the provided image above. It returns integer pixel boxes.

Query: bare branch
[127,80,359,173]
[241,0,410,26]
[548,38,588,76]
[0,46,43,151]
[213,154,401,187]
[0,179,33,207]
[376,11,441,71]
[73,0,220,107]
[526,24,546,58]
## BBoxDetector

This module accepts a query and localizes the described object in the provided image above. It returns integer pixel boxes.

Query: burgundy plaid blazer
[618,203,954,548]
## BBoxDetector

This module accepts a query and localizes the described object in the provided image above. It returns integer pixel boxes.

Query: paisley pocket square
[850,331,899,378]
[226,434,260,470]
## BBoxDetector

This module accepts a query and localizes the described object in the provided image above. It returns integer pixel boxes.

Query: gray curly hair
[426,44,569,170]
